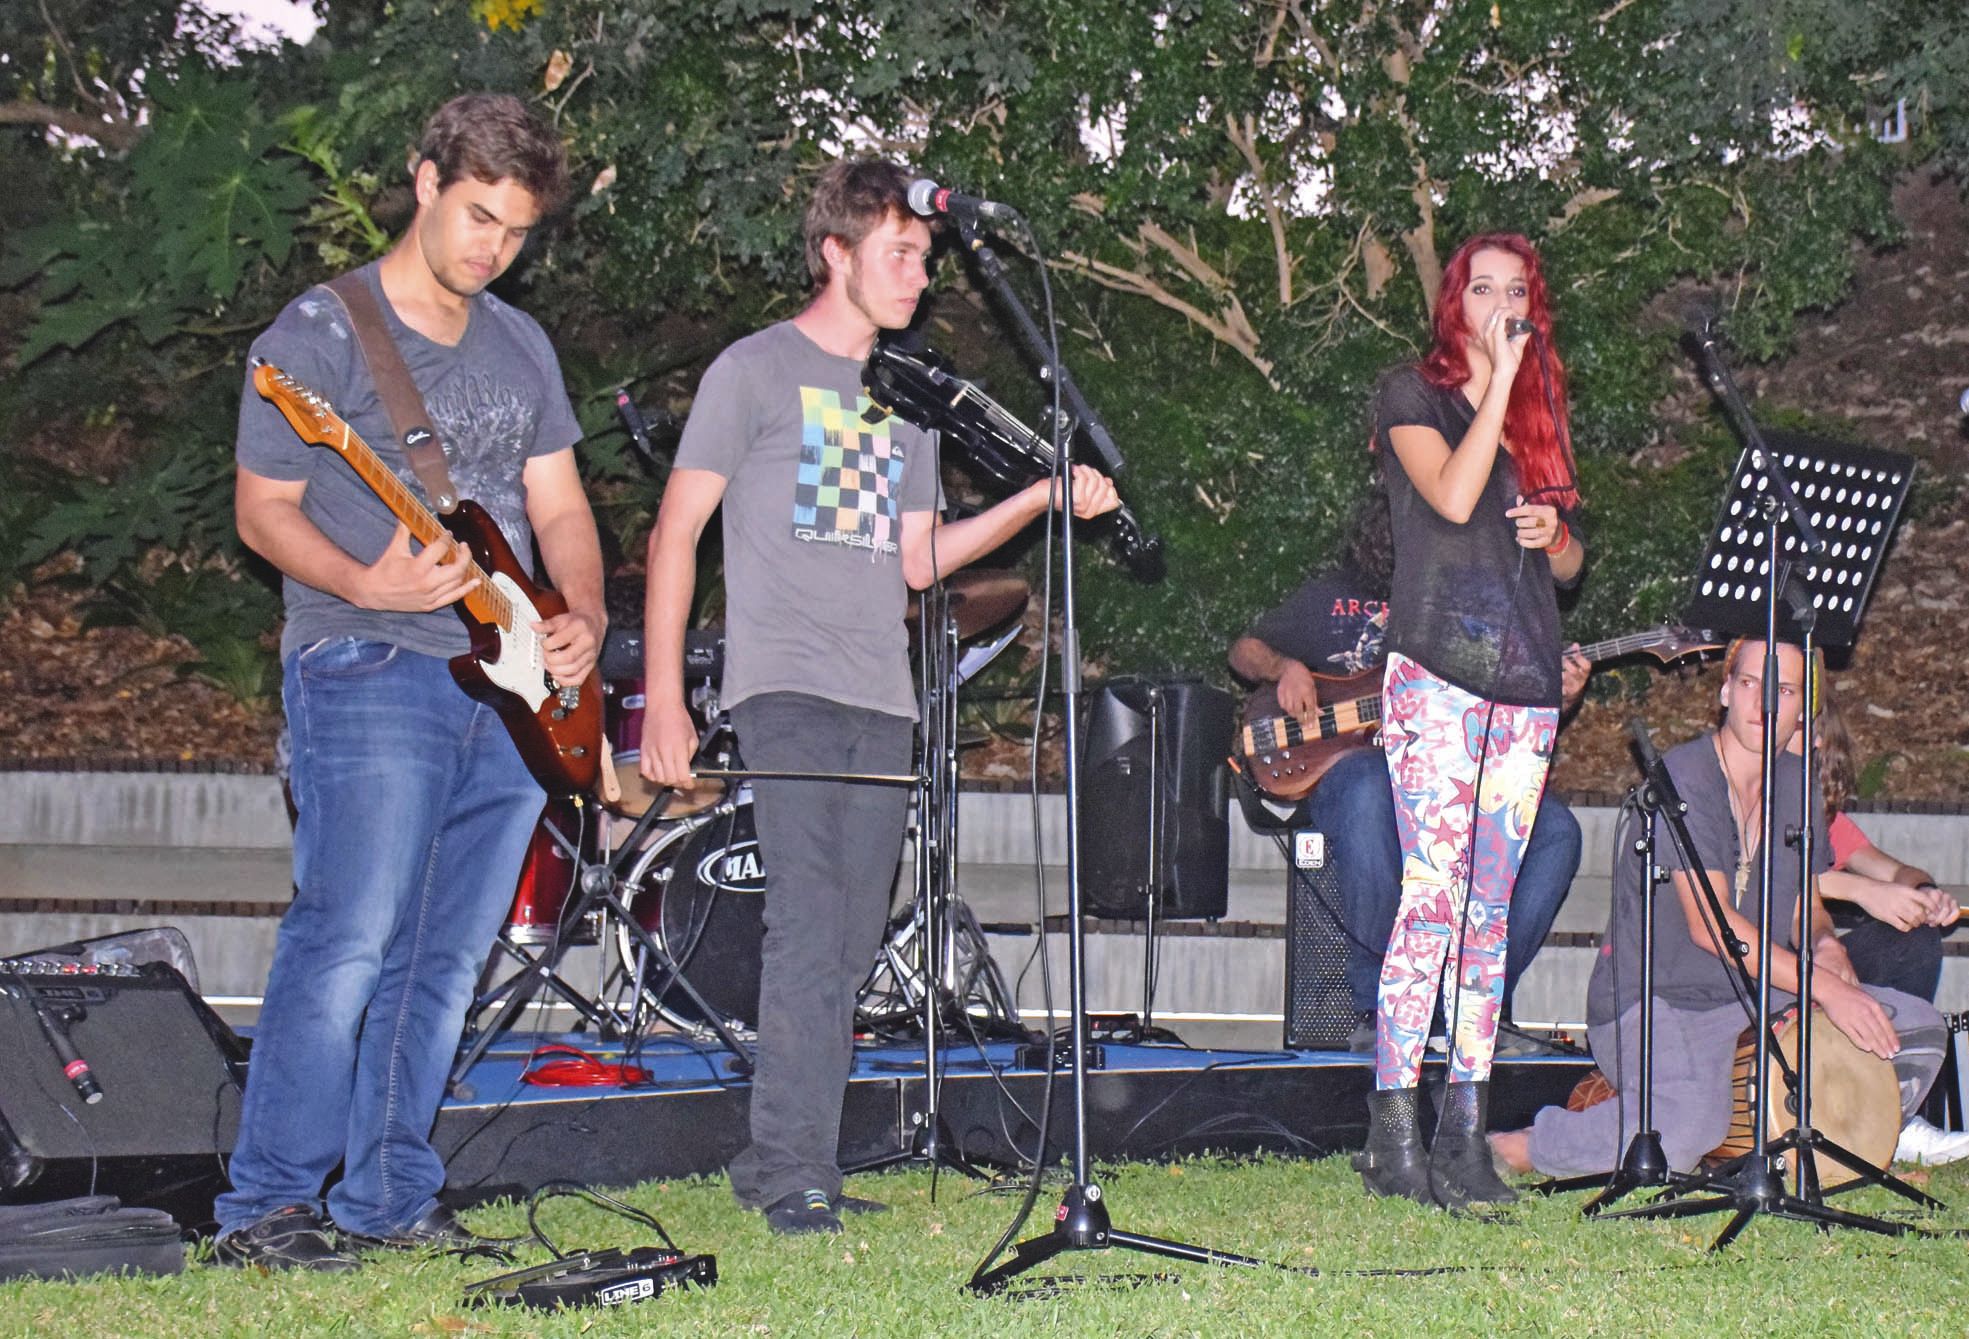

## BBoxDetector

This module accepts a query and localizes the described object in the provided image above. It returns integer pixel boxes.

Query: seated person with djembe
[1808,688,1969,1165]
[1491,638,1948,1178]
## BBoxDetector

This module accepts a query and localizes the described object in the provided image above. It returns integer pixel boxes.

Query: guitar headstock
[1638,625,1725,664]
[252,360,351,452]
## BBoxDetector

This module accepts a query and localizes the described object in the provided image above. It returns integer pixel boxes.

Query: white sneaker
[1893,1115,1969,1166]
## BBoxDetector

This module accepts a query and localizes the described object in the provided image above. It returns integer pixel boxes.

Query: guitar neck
[1253,627,1695,748]
[329,426,512,632]
[1576,629,1672,663]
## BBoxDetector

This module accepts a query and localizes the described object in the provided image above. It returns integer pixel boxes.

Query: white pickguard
[480,572,552,711]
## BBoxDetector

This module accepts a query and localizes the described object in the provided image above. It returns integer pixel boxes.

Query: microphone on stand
[33,999,103,1105]
[906,178,1023,228]
[615,389,657,462]
[1681,301,1728,392]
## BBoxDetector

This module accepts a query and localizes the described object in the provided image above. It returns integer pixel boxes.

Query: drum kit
[451,571,1032,1082]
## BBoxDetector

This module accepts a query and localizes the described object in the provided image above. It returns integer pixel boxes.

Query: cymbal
[906,569,1030,645]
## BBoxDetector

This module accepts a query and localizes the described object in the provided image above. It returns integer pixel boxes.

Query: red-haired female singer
[1354,233,1585,1209]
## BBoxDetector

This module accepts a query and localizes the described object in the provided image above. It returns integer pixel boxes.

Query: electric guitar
[1236,625,1723,802]
[253,361,603,796]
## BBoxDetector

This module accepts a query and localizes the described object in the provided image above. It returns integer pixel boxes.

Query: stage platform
[432,1029,1594,1205]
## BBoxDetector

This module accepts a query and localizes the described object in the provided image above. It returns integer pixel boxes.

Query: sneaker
[834,1193,889,1215]
[215,1205,360,1273]
[765,1188,843,1235]
[1894,1115,1969,1167]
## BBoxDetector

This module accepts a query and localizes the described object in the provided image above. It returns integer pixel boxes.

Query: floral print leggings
[1377,652,1557,1090]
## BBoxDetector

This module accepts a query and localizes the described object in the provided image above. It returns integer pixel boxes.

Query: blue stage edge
[431,1032,1592,1204]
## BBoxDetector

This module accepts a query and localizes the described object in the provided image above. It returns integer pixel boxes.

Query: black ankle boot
[1354,1086,1434,1204]
[1429,1080,1517,1211]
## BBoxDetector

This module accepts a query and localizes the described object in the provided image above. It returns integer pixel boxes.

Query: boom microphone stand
[954,216,1281,1296]
[1535,723,1702,1211]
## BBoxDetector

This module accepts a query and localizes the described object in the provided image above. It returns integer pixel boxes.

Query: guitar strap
[320,272,462,515]
[315,274,620,805]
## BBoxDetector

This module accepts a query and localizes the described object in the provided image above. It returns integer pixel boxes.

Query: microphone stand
[957,219,1283,1296]
[1535,721,1701,1210]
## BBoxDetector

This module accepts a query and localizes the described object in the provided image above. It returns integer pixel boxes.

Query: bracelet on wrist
[1546,521,1571,555]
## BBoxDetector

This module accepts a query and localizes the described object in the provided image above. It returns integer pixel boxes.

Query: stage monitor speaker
[1080,679,1232,920]
[0,958,246,1219]
[1282,831,1362,1050]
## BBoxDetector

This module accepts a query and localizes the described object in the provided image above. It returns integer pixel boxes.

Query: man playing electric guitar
[1230,490,1588,1049]
[221,94,603,1270]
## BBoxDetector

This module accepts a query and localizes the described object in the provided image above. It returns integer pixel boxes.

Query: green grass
[4,1155,1968,1337]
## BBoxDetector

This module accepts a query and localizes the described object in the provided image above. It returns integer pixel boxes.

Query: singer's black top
[1373,365,1577,708]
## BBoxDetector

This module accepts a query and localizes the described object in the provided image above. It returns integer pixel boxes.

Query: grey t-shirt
[236,262,582,660]
[675,320,938,718]
[1375,366,1577,708]
[1585,733,1829,1024]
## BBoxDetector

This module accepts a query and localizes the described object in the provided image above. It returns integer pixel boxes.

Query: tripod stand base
[966,1184,1288,1296]
[1597,1150,1925,1249]
[844,1110,1003,1181]
[1536,1129,1701,1214]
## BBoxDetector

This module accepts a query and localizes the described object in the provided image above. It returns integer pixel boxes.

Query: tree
[1,0,1959,687]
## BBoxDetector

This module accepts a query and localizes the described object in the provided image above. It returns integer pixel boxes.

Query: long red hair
[1420,233,1578,510]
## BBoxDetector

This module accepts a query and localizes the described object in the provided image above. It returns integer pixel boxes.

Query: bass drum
[619,795,765,1032]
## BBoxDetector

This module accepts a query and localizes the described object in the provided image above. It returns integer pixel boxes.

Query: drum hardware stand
[450,724,762,1094]
[1592,320,1932,1247]
[849,583,1011,1183]
[1536,744,1700,1211]
[464,804,632,1048]
[954,216,1286,1295]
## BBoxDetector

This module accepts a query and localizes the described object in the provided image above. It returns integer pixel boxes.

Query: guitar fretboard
[1240,695,1380,755]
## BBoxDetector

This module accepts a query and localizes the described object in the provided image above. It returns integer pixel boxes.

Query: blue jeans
[1299,746,1582,1018]
[215,639,543,1237]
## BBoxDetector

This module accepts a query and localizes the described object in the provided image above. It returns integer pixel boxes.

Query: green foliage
[84,561,282,705]
[2,0,1965,694]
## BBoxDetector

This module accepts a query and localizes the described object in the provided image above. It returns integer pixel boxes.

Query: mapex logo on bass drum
[695,839,766,894]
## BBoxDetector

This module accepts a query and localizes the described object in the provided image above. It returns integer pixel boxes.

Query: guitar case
[0,1197,184,1281]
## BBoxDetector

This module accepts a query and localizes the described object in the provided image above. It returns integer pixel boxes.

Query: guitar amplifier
[1282,830,1363,1050]
[0,958,246,1218]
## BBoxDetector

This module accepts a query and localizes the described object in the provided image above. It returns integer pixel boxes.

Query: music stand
[1597,381,1928,1245]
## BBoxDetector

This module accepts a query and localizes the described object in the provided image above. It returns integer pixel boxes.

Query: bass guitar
[252,360,603,796]
[1237,625,1722,802]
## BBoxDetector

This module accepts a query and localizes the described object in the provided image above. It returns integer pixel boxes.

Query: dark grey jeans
[726,692,914,1209]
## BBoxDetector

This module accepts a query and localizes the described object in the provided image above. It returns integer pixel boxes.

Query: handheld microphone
[906,178,1022,228]
[34,1000,102,1105]
[1505,317,1536,339]
[615,389,655,461]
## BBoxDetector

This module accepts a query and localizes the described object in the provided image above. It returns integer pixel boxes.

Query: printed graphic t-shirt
[235,262,582,660]
[676,320,939,719]
[1242,565,1389,677]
